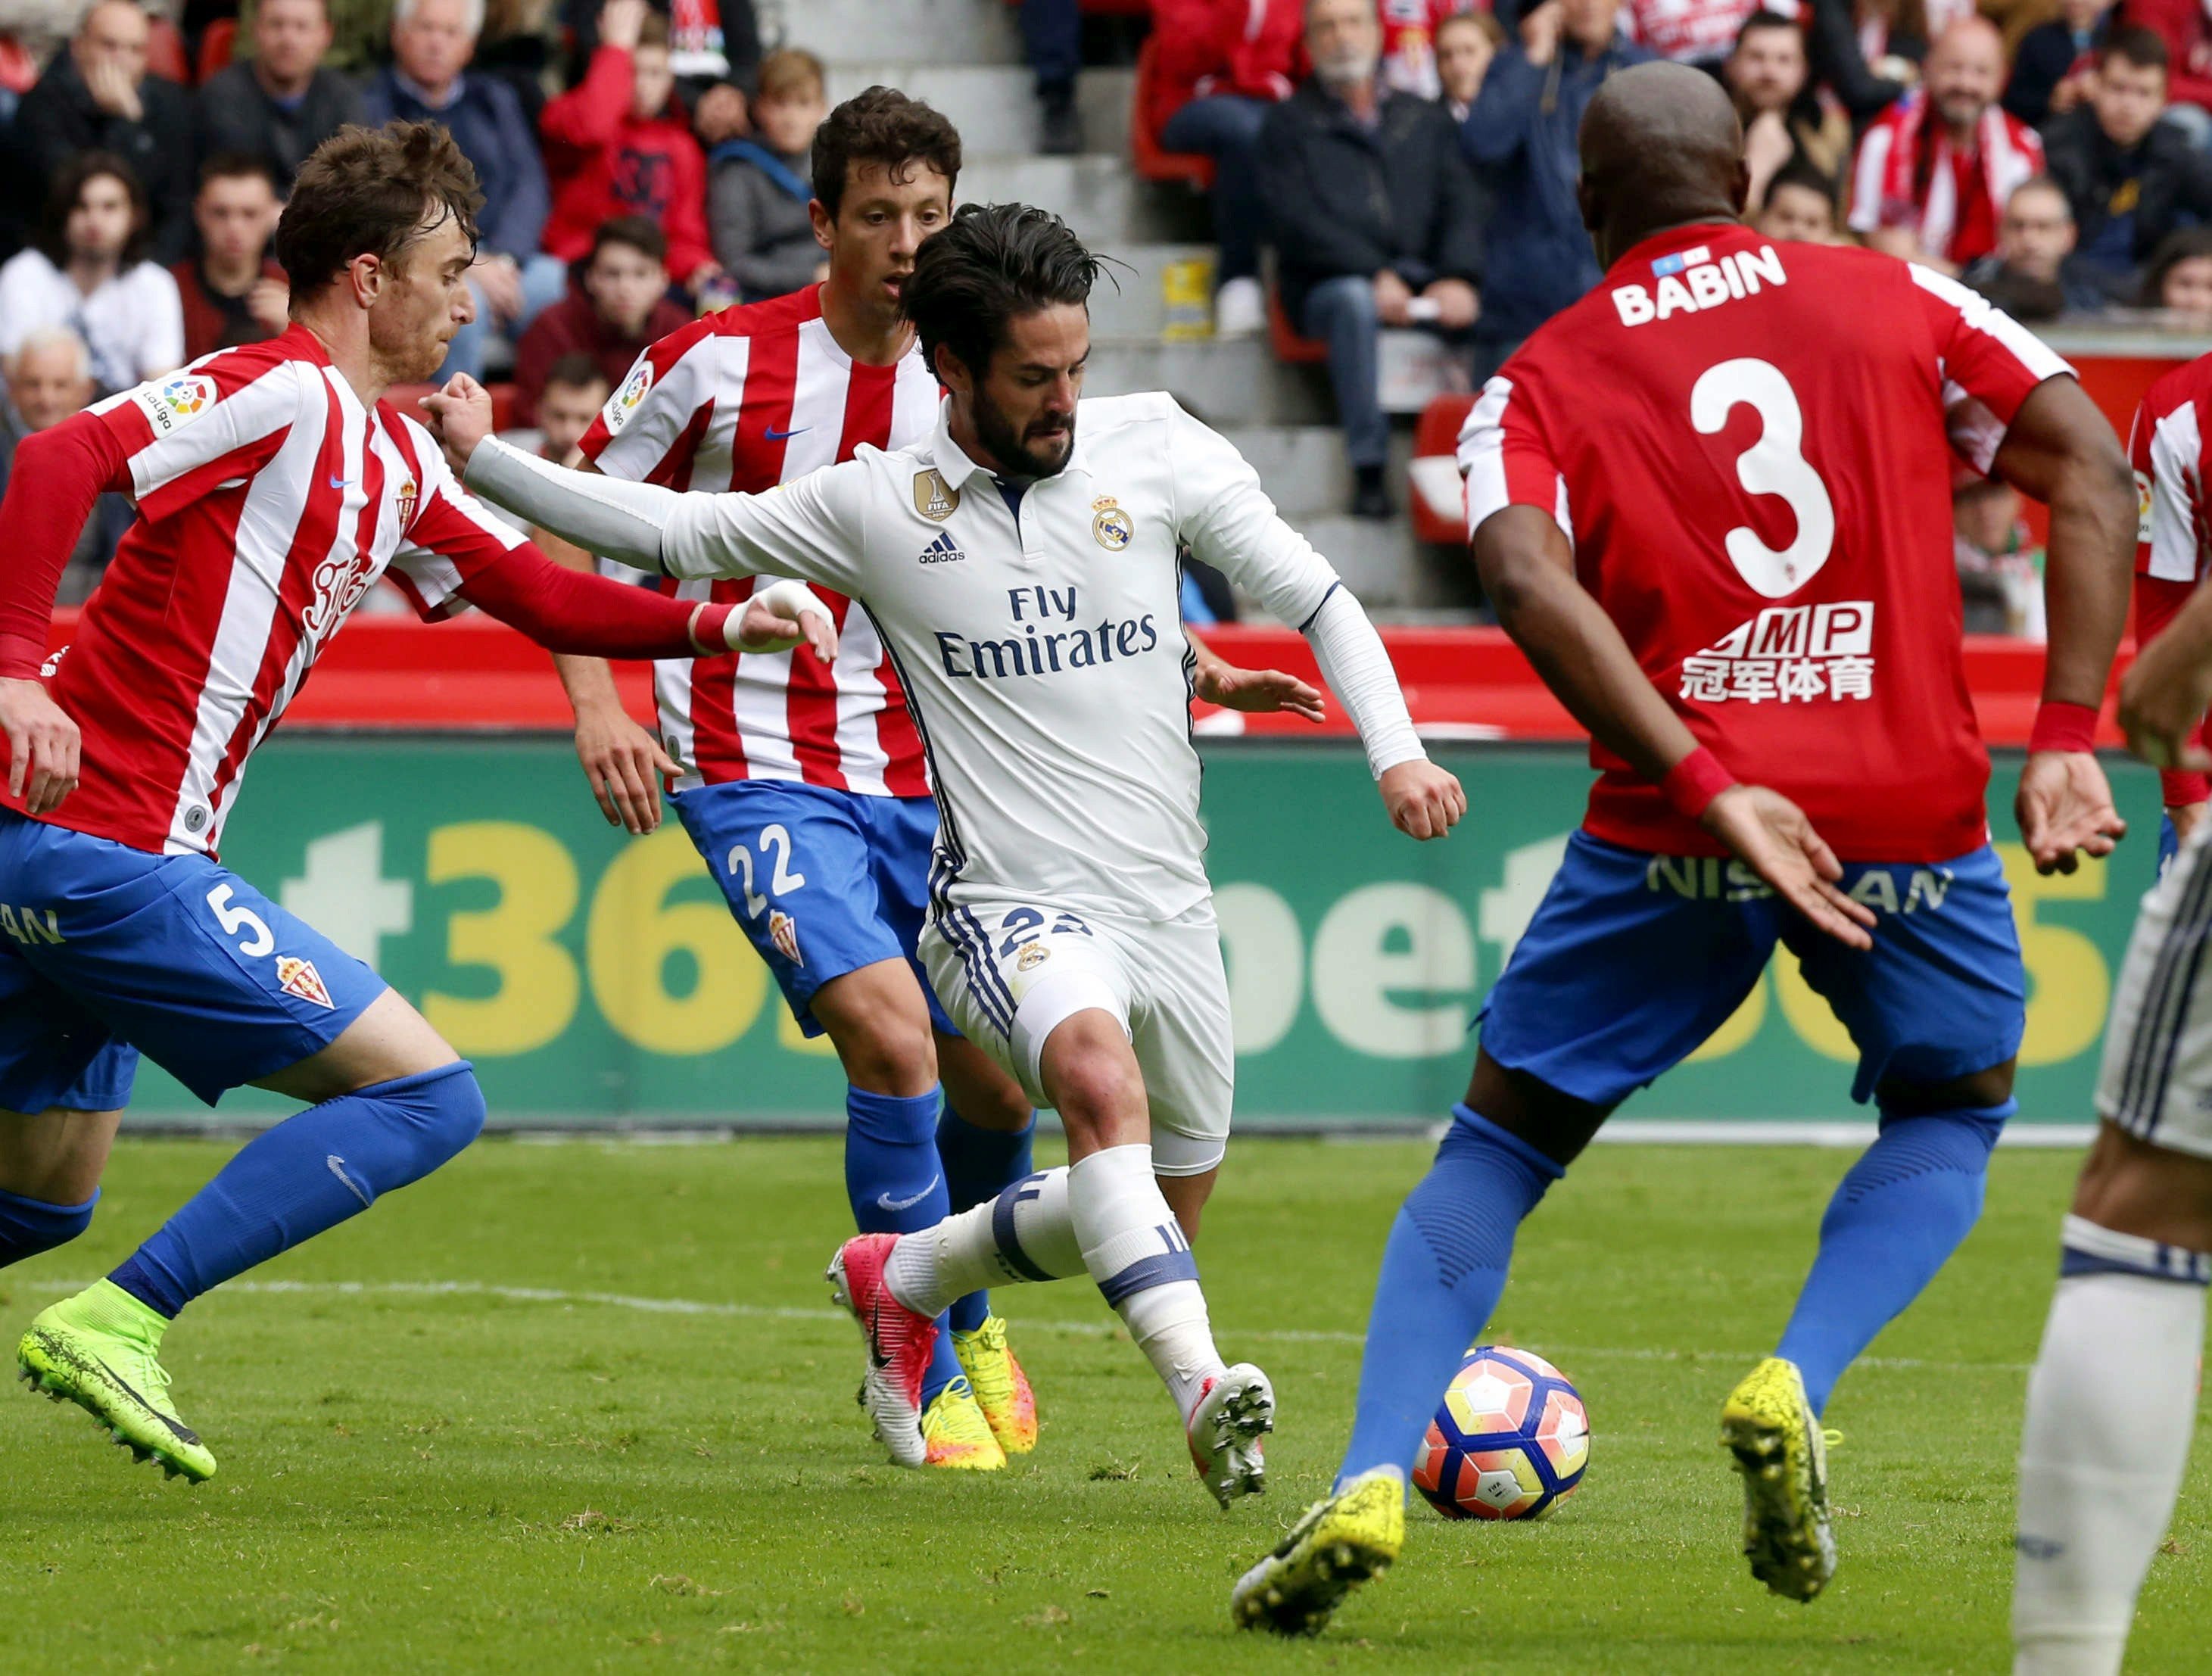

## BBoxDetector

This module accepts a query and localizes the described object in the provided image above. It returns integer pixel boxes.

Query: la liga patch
[276,955,335,1009]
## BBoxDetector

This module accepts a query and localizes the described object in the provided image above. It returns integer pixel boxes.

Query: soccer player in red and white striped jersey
[552,89,1049,1470]
[2126,355,2212,858]
[0,123,825,1483]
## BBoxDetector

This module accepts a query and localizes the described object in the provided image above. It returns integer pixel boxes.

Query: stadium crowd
[0,0,2204,610]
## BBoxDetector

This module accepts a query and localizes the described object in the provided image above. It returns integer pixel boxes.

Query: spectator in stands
[541,0,718,296]
[512,216,691,426]
[561,0,762,114]
[0,154,183,392]
[0,326,129,602]
[1961,174,2103,319]
[2003,0,2111,128]
[1801,0,1918,126]
[171,154,289,360]
[1726,12,1852,216]
[1150,0,1301,339]
[1435,11,1502,122]
[526,352,612,565]
[364,0,565,376]
[1619,0,1763,70]
[2042,29,2212,304]
[1259,0,1485,519]
[709,45,827,301]
[1849,17,2043,275]
[2105,0,2212,129]
[1756,158,1843,240]
[1463,0,1650,372]
[235,0,402,74]
[1379,0,1475,98]
[1954,477,2043,637]
[2142,225,2212,318]
[17,0,195,264]
[1023,0,1083,154]
[196,0,364,194]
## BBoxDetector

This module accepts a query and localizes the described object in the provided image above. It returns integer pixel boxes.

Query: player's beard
[973,384,1075,480]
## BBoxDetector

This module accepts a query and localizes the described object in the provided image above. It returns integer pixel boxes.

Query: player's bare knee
[938,1038,1033,1132]
[814,967,938,1096]
[2072,1122,2212,1251]
[1039,1014,1147,1138]
[1466,1052,1607,1168]
[1880,1059,2017,1116]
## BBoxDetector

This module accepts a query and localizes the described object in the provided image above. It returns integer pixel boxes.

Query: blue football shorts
[671,780,956,1039]
[0,811,386,1112]
[1478,831,2027,1109]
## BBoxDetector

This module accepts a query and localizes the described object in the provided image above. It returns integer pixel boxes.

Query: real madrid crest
[1091,494,1132,550]
[914,469,961,522]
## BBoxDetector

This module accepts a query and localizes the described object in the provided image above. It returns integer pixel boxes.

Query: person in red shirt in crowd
[512,216,691,428]
[1621,0,1787,70]
[1149,0,1304,338]
[1234,59,2132,1637]
[1377,0,1482,97]
[169,155,289,363]
[541,0,720,298]
[1851,17,2043,274]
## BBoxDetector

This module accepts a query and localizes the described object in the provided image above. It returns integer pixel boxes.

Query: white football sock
[1070,1144,1226,1422]
[2014,1217,2208,1676]
[883,1166,1083,1319]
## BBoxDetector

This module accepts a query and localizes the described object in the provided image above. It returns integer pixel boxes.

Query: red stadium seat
[1410,393,1477,545]
[146,16,188,83]
[380,382,521,434]
[197,18,237,84]
[1129,36,1216,190]
[1266,284,1328,365]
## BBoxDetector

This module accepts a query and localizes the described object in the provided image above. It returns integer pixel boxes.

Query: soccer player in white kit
[426,202,1466,1504]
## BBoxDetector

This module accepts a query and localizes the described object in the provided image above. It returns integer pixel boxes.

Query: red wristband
[2028,699,2100,755]
[2162,770,2211,808]
[0,633,50,682]
[688,602,735,655]
[1660,747,1737,822]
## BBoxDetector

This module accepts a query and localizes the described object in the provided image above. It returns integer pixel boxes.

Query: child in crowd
[708,47,830,301]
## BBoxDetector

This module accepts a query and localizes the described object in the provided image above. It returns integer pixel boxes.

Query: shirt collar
[392,68,465,110]
[927,399,1092,490]
[1604,220,1750,285]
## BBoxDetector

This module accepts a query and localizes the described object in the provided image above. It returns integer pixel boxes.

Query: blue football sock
[0,1184,98,1268]
[1337,1105,1563,1488]
[1775,1101,2008,1415]
[845,1086,964,1406]
[108,1062,485,1319]
[936,1104,1035,1334]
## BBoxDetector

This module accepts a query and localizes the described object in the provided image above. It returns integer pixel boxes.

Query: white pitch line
[31,1277,2033,1375]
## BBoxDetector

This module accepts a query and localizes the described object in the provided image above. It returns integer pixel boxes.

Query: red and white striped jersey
[20,326,528,857]
[2132,353,2212,585]
[575,285,941,797]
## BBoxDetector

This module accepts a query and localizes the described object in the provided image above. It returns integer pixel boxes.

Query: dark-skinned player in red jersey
[1235,62,2135,1636]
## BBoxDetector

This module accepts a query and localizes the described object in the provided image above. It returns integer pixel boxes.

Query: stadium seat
[382,382,520,435]
[197,18,237,85]
[1409,393,1476,545]
[1129,36,1217,191]
[1266,285,1329,366]
[147,16,188,83]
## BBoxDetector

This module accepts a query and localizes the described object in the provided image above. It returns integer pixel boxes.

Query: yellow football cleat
[17,1281,216,1484]
[952,1316,1036,1456]
[1231,1468,1404,1636]
[1721,1356,1837,1602]
[921,1377,1007,1471]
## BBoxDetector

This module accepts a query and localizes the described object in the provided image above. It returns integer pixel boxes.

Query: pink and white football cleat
[1188,1363,1275,1506]
[826,1234,937,1469]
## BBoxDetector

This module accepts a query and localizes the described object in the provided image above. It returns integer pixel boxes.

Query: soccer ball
[1412,1346,1589,1520]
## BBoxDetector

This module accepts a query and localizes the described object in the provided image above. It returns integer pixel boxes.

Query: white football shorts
[2095,818,2212,1161]
[920,898,1235,1176]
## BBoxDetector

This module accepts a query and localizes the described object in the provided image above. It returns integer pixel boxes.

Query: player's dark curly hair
[901,203,1105,385]
[812,86,962,221]
[276,120,484,298]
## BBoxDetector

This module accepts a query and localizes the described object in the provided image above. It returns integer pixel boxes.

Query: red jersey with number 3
[1459,221,2067,861]
[576,286,941,796]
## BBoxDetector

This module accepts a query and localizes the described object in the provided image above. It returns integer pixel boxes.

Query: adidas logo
[918,532,966,565]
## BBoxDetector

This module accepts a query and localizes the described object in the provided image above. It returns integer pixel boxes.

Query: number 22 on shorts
[724,823,805,921]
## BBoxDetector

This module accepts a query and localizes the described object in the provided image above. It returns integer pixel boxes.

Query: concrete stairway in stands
[786,0,1457,612]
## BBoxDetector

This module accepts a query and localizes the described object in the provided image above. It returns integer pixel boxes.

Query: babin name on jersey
[936,585,1162,681]
[1611,244,1789,328]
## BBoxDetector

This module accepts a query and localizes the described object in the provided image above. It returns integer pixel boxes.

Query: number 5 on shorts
[206,883,274,957]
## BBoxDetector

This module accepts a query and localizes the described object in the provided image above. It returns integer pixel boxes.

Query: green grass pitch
[0,1136,2204,1674]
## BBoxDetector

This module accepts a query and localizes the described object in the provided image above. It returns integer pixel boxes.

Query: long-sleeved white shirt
[469,391,1425,923]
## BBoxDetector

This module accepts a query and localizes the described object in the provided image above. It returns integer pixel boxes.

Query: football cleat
[952,1314,1036,1455]
[921,1376,1007,1470]
[827,1234,936,1469]
[17,1281,216,1483]
[1188,1362,1275,1507]
[1722,1356,1837,1602]
[1231,1467,1405,1635]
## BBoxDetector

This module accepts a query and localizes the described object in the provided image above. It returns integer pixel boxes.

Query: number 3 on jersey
[1690,358,1836,599]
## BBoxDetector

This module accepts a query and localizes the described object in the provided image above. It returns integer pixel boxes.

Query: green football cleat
[1721,1356,1835,1601]
[1232,1467,1405,1636]
[17,1280,216,1483]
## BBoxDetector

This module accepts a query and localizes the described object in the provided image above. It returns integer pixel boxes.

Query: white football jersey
[652,393,1343,924]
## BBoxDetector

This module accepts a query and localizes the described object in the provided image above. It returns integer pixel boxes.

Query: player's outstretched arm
[1185,626,1326,722]
[1476,504,1874,949]
[1991,375,2135,874]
